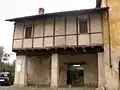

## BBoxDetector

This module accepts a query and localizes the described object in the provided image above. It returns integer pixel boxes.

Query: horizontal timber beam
[13,45,104,56]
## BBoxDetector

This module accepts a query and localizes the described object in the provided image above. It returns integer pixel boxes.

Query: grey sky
[0,0,96,52]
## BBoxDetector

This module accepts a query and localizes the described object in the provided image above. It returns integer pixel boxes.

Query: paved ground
[0,86,96,90]
[0,86,42,90]
[0,86,45,90]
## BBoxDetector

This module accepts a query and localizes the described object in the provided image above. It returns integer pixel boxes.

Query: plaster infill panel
[14,22,24,39]
[13,40,22,48]
[44,37,53,47]
[91,33,103,45]
[23,39,32,48]
[66,16,76,34]
[55,36,65,46]
[33,38,43,48]
[78,34,89,45]
[34,20,44,37]
[66,35,77,46]
[45,19,54,36]
[90,14,102,33]
[55,17,65,35]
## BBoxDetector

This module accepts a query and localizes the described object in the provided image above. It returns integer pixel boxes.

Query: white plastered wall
[34,20,44,37]
[90,14,103,45]
[14,22,24,39]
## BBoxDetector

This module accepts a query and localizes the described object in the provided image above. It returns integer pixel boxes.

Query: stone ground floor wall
[14,53,99,88]
[58,53,98,87]
[14,47,120,90]
[27,55,51,86]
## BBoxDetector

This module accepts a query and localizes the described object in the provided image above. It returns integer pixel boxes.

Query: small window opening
[67,64,84,87]
[25,26,32,38]
[79,21,88,34]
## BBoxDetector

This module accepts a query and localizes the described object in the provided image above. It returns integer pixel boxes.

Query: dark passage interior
[67,64,84,86]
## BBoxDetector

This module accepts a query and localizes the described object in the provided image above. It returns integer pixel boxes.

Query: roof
[6,7,109,22]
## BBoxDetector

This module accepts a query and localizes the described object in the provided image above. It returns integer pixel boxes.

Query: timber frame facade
[7,8,107,53]
[6,7,108,90]
[7,0,120,88]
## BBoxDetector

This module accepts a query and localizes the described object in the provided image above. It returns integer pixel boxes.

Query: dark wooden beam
[43,18,46,47]
[76,16,78,46]
[53,17,55,47]
[13,45,104,56]
[65,16,67,46]
[88,13,91,45]
[32,20,35,48]
[12,22,16,49]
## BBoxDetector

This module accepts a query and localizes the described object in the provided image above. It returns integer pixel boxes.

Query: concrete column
[51,53,59,87]
[98,52,105,88]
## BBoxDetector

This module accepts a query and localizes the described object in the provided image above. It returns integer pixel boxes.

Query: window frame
[78,19,89,34]
[24,25,33,39]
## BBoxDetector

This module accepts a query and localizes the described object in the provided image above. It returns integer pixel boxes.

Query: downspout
[106,9,112,68]
[98,0,112,68]
[105,0,112,68]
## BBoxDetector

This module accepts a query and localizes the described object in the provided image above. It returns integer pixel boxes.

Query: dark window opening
[67,64,84,86]
[79,21,88,34]
[25,26,32,38]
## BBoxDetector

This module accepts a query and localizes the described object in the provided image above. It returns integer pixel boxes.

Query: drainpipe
[106,9,112,68]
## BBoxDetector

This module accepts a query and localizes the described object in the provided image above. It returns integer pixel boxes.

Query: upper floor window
[79,20,88,34]
[25,26,32,38]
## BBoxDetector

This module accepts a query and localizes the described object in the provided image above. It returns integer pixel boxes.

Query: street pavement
[0,86,95,90]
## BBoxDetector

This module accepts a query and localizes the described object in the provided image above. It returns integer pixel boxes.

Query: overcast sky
[0,0,96,53]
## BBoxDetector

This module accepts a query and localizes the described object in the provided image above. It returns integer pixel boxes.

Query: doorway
[67,64,84,86]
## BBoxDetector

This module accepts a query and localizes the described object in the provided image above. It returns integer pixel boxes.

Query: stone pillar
[14,55,27,86]
[24,56,28,86]
[98,52,105,88]
[51,53,59,87]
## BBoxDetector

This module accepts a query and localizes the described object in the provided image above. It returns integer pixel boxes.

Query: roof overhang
[6,7,109,22]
